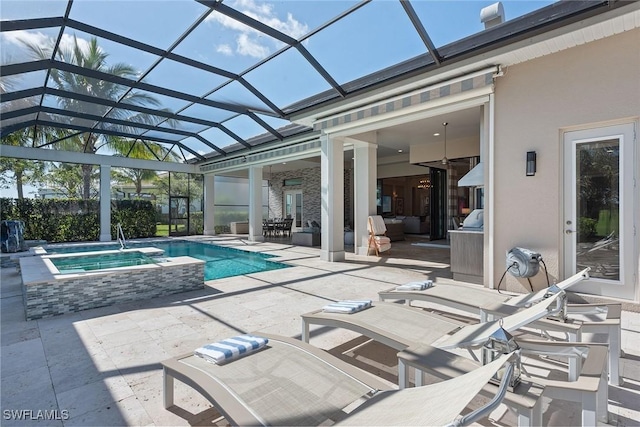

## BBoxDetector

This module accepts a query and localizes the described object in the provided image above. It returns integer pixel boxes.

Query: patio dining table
[263,219,293,237]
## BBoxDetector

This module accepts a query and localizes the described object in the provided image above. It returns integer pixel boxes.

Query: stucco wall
[492,28,640,292]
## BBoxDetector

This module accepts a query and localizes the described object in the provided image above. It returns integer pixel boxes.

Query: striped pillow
[322,300,372,314]
[194,335,268,364]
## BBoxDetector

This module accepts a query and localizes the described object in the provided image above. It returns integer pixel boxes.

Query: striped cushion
[322,300,372,314]
[395,280,433,291]
[194,335,269,364]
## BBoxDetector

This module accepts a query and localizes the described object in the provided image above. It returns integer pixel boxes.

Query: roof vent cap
[481,2,505,29]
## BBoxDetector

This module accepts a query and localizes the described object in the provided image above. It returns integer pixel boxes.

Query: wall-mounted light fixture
[526,151,536,176]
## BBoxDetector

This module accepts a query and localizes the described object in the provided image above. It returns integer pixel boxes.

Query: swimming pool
[44,240,289,280]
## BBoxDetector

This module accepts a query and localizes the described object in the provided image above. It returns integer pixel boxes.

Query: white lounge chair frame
[301,296,565,426]
[397,339,609,426]
[162,333,517,426]
[302,290,565,353]
[378,268,621,385]
[518,340,610,425]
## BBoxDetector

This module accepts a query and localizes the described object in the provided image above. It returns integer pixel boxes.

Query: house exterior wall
[268,166,353,228]
[492,28,640,293]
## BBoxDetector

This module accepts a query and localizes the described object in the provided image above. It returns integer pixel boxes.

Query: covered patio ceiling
[0,0,620,165]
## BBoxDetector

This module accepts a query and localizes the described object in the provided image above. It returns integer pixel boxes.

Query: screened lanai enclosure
[1,0,621,241]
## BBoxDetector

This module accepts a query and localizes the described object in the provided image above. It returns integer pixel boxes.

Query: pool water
[45,240,289,280]
[51,251,157,273]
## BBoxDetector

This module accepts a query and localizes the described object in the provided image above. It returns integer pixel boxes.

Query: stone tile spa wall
[21,256,204,320]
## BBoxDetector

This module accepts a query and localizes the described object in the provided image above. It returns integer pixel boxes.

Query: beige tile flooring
[1,235,638,426]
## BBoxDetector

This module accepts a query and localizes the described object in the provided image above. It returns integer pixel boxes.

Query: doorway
[563,123,636,300]
[169,196,189,236]
[284,190,303,232]
[430,168,447,240]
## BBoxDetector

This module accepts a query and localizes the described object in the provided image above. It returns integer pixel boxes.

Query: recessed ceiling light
[433,132,440,136]
[282,162,287,165]
[398,149,403,153]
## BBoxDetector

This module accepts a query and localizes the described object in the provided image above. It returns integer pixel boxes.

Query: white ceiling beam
[1,145,197,173]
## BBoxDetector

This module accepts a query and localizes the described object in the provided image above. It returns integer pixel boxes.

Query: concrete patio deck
[1,236,638,426]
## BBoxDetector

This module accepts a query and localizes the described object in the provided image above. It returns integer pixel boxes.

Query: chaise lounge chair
[302,292,610,425]
[397,339,610,425]
[302,289,566,353]
[378,268,621,385]
[162,333,518,426]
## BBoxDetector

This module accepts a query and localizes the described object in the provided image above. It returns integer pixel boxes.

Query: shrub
[0,198,157,243]
[578,217,598,238]
[111,200,156,239]
[190,212,204,235]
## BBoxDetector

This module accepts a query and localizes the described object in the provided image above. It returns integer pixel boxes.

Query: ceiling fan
[415,122,471,169]
[441,122,449,165]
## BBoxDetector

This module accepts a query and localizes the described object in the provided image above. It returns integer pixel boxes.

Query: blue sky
[2,0,555,107]
[1,0,555,198]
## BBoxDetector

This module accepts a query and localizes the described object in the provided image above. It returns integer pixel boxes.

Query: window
[283,178,303,186]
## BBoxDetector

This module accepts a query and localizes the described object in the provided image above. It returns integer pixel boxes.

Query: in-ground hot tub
[49,250,160,273]
[20,247,205,320]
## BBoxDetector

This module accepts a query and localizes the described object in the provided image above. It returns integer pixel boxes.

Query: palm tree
[0,132,46,199]
[20,35,176,199]
[0,75,46,199]
[113,167,158,198]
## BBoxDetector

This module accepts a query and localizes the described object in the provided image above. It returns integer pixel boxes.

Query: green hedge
[190,211,204,235]
[0,198,156,243]
[578,217,598,239]
[111,200,157,240]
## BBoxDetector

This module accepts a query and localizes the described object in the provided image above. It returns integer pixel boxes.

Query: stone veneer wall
[267,166,353,227]
[22,261,204,320]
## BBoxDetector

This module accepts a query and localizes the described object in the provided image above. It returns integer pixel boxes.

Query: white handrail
[117,223,127,249]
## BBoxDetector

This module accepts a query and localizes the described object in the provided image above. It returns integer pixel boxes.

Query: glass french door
[169,196,189,236]
[284,190,303,231]
[563,124,636,300]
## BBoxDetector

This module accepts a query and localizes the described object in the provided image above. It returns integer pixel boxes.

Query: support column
[203,174,216,235]
[320,134,345,262]
[248,165,264,242]
[353,140,377,255]
[99,165,111,242]
[483,95,495,288]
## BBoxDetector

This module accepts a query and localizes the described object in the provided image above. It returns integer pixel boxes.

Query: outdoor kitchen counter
[449,229,483,285]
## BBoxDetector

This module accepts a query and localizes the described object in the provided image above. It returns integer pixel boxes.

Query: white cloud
[207,12,256,33]
[234,0,308,39]
[58,33,94,56]
[205,0,308,59]
[1,30,96,62]
[216,44,233,56]
[1,29,51,54]
[235,0,274,17]
[236,33,270,58]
